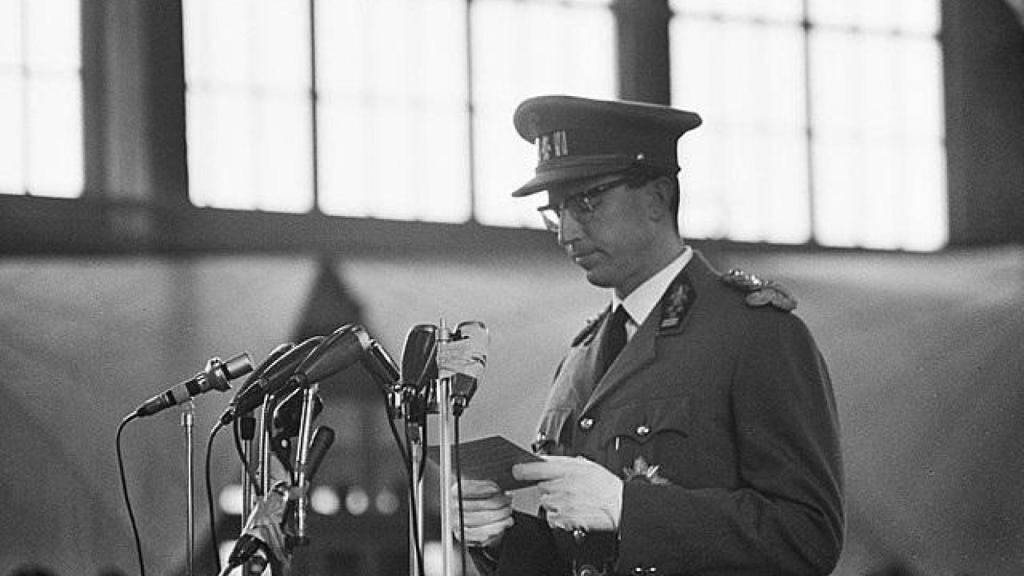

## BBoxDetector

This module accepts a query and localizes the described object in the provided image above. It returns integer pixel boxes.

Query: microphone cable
[454,412,468,576]
[115,412,147,576]
[231,415,262,495]
[206,420,227,575]
[384,390,425,576]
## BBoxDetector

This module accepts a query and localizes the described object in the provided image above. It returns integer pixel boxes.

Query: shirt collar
[612,246,693,333]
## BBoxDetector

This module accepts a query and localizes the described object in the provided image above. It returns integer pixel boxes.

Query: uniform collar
[612,246,693,335]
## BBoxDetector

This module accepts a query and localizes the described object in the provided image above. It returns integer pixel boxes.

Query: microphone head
[364,339,400,389]
[292,324,371,386]
[244,343,295,388]
[234,342,295,399]
[305,425,336,482]
[260,336,323,393]
[224,337,323,422]
[205,353,254,393]
[401,324,438,390]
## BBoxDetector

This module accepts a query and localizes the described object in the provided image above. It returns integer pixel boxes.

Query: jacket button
[579,417,595,430]
[635,424,650,437]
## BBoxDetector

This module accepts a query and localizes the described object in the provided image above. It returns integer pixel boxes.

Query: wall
[2,246,1023,575]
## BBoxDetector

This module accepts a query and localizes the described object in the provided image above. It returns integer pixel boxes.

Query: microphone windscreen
[294,325,370,385]
[401,324,438,390]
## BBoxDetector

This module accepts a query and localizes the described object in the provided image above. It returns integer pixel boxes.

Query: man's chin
[583,268,615,289]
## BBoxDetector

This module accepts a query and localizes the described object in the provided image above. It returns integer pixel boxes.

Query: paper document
[428,435,543,491]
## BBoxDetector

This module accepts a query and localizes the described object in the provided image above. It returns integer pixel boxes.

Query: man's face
[544,175,662,296]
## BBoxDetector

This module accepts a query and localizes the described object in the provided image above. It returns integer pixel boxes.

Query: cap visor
[511,160,634,197]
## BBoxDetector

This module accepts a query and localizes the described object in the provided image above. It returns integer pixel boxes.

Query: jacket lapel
[581,267,699,413]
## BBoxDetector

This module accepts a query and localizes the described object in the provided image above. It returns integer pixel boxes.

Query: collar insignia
[658,273,696,334]
[721,269,797,312]
[623,456,671,485]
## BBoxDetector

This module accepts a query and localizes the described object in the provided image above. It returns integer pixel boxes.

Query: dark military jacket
[476,251,844,576]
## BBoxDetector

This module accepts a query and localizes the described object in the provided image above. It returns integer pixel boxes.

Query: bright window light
[672,14,809,244]
[0,0,83,198]
[317,0,471,223]
[810,29,946,251]
[472,0,616,229]
[672,0,945,251]
[183,0,314,213]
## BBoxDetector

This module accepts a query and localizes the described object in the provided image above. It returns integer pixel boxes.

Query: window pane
[808,0,940,34]
[0,0,82,198]
[670,0,803,23]
[183,0,314,212]
[810,28,946,250]
[317,0,470,222]
[472,0,616,228]
[672,17,809,243]
[0,76,24,193]
[27,74,82,197]
[0,0,22,67]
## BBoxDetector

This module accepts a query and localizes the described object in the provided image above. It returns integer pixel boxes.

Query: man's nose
[557,209,584,245]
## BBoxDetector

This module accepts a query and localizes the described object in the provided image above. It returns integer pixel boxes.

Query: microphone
[220,481,291,576]
[447,321,488,416]
[220,337,323,425]
[363,338,400,391]
[269,387,325,473]
[221,427,336,576]
[134,353,253,417]
[304,425,335,482]
[287,324,372,388]
[233,343,295,404]
[401,324,437,424]
[401,324,438,391]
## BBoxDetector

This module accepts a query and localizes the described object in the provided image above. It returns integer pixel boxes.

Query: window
[671,0,946,251]
[182,0,615,228]
[472,0,616,228]
[0,0,83,198]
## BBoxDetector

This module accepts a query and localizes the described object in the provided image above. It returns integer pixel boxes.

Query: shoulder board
[571,310,607,347]
[721,268,797,312]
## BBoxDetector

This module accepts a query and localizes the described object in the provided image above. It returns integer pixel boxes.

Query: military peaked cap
[512,95,702,197]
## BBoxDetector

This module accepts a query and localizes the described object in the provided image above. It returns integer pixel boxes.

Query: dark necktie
[597,305,629,380]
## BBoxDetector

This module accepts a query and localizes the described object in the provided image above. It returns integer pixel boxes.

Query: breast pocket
[600,396,690,481]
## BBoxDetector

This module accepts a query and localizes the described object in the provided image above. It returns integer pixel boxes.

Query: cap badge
[538,129,569,162]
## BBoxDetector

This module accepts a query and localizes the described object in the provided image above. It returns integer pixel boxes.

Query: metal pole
[408,424,424,576]
[182,402,195,576]
[437,321,455,576]
[293,382,320,546]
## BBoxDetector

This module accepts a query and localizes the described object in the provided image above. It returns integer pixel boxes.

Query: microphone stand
[406,403,425,576]
[436,321,456,576]
[181,401,196,576]
[239,414,257,534]
[292,381,320,549]
[252,392,280,576]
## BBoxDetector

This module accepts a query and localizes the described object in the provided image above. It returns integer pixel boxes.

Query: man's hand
[451,479,514,548]
[513,455,623,532]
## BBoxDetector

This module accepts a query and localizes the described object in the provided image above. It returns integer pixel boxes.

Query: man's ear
[645,177,675,223]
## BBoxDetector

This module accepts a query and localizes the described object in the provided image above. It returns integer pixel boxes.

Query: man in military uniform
[456,95,844,576]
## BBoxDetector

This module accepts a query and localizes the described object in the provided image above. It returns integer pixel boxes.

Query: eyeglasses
[537,176,633,233]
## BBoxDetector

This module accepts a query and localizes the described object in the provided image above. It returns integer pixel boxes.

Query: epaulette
[721,268,797,312]
[571,310,607,347]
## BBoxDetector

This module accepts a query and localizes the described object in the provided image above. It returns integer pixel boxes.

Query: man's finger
[454,479,504,498]
[459,506,513,529]
[455,494,512,512]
